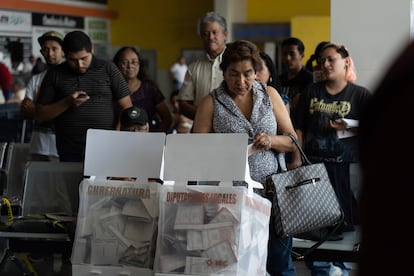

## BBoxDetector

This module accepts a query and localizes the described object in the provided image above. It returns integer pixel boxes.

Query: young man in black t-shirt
[36,31,132,162]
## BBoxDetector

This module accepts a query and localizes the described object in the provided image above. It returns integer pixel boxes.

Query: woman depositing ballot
[192,39,298,276]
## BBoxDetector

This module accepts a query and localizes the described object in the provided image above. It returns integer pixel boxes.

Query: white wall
[215,0,246,43]
[331,0,412,91]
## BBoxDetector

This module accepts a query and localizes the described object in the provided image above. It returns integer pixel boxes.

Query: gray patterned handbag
[265,134,344,239]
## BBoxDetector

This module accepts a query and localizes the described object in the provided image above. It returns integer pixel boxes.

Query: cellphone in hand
[78,92,88,98]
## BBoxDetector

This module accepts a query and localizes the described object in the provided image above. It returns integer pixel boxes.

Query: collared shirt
[178,50,225,106]
[37,56,130,156]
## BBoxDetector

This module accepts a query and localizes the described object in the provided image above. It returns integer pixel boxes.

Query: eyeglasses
[120,60,140,68]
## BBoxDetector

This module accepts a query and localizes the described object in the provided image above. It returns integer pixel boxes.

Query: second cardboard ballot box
[71,129,166,276]
[154,133,271,276]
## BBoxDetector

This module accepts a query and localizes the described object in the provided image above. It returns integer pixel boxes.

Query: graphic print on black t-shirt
[297,82,370,163]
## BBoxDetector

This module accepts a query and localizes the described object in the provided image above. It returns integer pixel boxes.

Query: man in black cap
[20,30,65,161]
[120,106,149,132]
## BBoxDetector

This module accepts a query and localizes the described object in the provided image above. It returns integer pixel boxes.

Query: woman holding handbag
[193,39,298,276]
[294,42,371,275]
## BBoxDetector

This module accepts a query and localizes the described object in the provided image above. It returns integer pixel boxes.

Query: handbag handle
[284,133,312,165]
[283,135,346,260]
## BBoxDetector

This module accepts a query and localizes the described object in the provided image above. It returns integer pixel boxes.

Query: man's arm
[20,74,40,120]
[178,100,197,120]
[154,100,173,132]
[20,98,36,120]
[177,68,197,120]
[35,91,89,122]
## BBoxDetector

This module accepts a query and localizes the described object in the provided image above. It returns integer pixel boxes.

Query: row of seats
[0,143,84,274]
[1,142,30,213]
[0,103,32,143]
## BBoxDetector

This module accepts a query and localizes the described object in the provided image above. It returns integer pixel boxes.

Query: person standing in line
[193,40,298,276]
[279,37,313,117]
[0,60,13,101]
[256,51,289,173]
[22,54,36,74]
[305,41,330,83]
[35,30,132,162]
[169,89,193,133]
[120,105,149,132]
[20,31,65,161]
[256,51,289,112]
[294,42,370,276]
[169,55,188,91]
[178,11,228,120]
[113,46,172,133]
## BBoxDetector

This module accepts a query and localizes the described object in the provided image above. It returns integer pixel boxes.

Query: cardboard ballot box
[71,129,165,276]
[154,134,271,276]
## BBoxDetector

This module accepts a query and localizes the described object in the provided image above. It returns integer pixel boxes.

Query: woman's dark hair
[259,51,282,91]
[305,41,329,71]
[220,40,261,72]
[112,46,150,81]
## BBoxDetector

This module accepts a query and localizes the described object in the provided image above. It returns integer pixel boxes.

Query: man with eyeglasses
[35,30,132,162]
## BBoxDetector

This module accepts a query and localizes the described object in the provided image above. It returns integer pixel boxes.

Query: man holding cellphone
[35,31,132,162]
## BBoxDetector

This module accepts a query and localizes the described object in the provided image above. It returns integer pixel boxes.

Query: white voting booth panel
[71,129,165,276]
[154,134,271,276]
[83,129,165,181]
[164,133,248,183]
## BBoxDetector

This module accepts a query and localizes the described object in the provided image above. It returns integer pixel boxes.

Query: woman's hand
[253,132,272,150]
[330,119,347,130]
